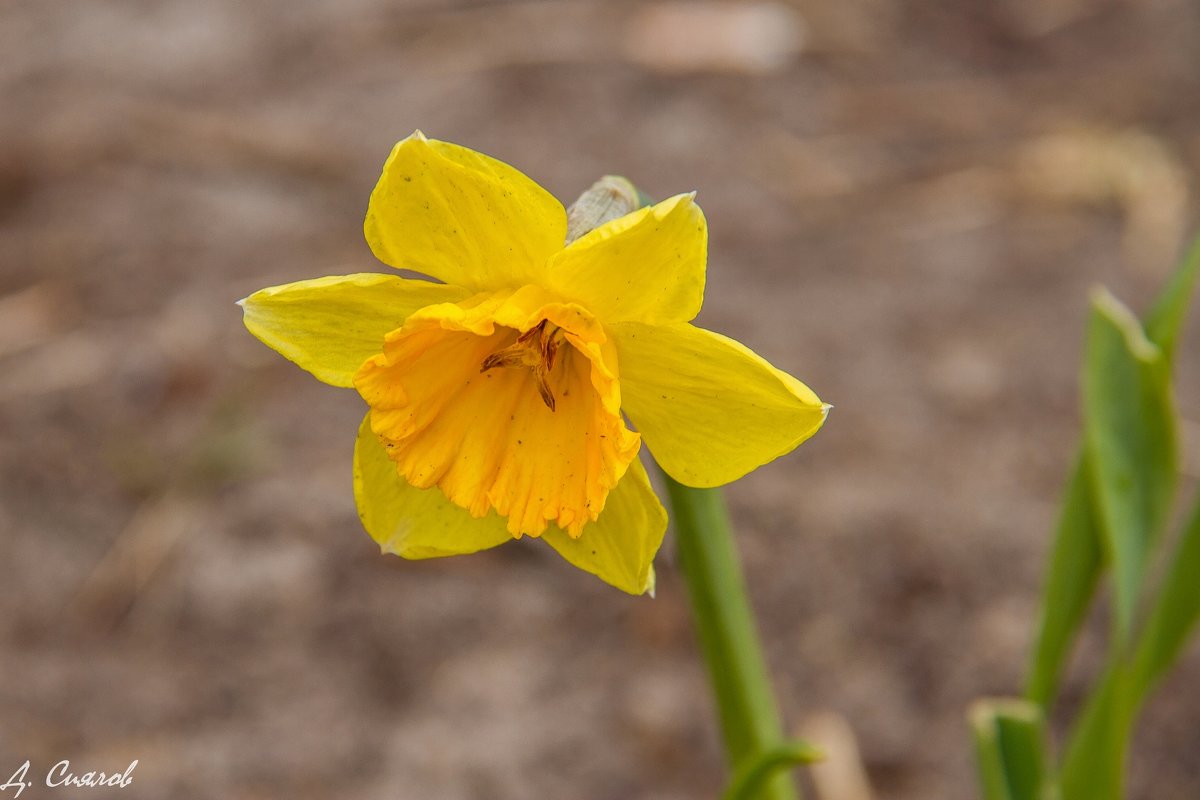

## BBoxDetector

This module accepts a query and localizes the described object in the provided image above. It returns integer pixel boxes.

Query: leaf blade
[1024,453,1104,708]
[1143,231,1200,361]
[1059,667,1134,800]
[970,699,1052,800]
[1131,499,1200,700]
[1083,288,1177,647]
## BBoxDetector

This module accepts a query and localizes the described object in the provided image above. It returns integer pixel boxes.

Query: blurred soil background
[2,0,1200,798]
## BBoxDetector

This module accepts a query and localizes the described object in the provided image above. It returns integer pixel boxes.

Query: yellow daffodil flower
[240,132,828,594]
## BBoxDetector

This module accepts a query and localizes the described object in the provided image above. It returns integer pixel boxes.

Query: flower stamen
[480,320,563,411]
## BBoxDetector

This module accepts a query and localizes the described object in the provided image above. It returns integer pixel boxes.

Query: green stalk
[664,477,800,800]
[590,180,803,797]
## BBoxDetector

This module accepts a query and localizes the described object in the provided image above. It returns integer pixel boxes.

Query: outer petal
[353,414,511,558]
[240,273,470,387]
[548,193,707,324]
[612,322,829,487]
[541,457,666,595]
[365,132,567,291]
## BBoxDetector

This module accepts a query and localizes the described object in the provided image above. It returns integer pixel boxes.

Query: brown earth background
[2,1,1199,798]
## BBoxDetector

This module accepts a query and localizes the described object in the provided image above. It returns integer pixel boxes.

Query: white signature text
[0,760,138,798]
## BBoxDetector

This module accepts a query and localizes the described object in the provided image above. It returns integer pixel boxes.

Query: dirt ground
[2,1,1199,798]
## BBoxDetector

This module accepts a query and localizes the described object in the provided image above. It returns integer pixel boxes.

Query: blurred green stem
[664,477,800,800]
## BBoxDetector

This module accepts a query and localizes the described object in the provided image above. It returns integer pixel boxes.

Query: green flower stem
[663,476,800,800]
[610,180,801,796]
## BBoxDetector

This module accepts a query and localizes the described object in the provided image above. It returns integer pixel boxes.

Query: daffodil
[241,132,827,594]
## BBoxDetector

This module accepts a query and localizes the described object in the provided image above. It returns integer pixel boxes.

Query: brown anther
[535,371,556,412]
[479,320,564,411]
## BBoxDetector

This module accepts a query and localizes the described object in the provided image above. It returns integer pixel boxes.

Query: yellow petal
[240,273,469,387]
[365,132,567,292]
[353,413,511,558]
[549,193,707,324]
[354,289,640,538]
[612,322,828,487]
[541,457,666,595]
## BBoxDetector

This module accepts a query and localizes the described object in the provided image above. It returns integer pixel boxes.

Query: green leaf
[1064,496,1200,800]
[1143,232,1200,362]
[1024,453,1104,708]
[1058,289,1182,800]
[1131,499,1200,699]
[1083,288,1177,647]
[970,699,1053,800]
[722,741,824,800]
[1059,666,1134,800]
[1022,233,1198,712]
